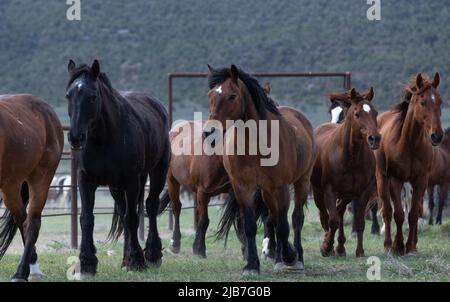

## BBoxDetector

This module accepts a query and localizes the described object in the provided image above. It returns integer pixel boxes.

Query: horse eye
[229,95,237,101]
[355,112,360,118]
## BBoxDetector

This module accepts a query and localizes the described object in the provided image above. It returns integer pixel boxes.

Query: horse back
[278,106,316,180]
[0,94,63,185]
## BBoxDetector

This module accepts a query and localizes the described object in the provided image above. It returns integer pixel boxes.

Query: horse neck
[339,116,366,164]
[399,106,427,151]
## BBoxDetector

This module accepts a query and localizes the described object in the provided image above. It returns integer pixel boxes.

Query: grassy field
[1,203,450,282]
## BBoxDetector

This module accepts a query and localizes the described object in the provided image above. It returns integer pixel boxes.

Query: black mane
[208,66,280,119]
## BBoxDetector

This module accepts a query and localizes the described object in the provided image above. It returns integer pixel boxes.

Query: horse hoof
[80,272,95,280]
[11,278,27,282]
[194,253,207,259]
[28,274,43,282]
[335,249,346,257]
[355,251,365,258]
[242,269,259,277]
[169,244,180,254]
[148,258,162,268]
[320,247,334,257]
[274,261,304,272]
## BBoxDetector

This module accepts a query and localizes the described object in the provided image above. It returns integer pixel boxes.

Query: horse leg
[123,178,145,271]
[78,174,98,275]
[109,189,130,267]
[292,179,309,266]
[167,175,182,253]
[313,189,329,231]
[406,179,427,254]
[321,186,338,257]
[336,199,350,257]
[264,188,298,269]
[261,215,276,261]
[436,184,449,225]
[144,156,169,266]
[193,191,210,258]
[428,185,435,225]
[2,185,28,281]
[377,172,392,253]
[355,186,375,257]
[389,178,405,255]
[233,184,260,275]
[371,202,381,235]
[350,200,357,237]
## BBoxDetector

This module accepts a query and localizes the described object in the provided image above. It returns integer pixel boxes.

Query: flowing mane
[208,66,280,119]
[329,89,368,106]
[391,74,434,123]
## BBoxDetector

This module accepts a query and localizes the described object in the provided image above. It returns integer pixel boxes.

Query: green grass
[1,204,450,282]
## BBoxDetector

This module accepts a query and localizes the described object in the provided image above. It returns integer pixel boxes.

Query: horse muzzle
[68,132,86,151]
[367,135,381,150]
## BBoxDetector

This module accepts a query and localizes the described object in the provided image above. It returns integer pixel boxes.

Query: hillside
[0,0,449,124]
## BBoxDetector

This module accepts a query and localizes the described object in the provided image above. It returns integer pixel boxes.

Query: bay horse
[375,73,443,255]
[157,120,231,257]
[66,59,170,274]
[428,127,450,225]
[0,95,63,281]
[207,65,316,274]
[312,88,380,257]
[329,100,381,235]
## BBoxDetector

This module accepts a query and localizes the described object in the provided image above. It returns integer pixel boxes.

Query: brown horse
[428,127,450,225]
[312,88,380,257]
[158,120,230,257]
[207,65,316,274]
[0,94,64,281]
[375,73,443,255]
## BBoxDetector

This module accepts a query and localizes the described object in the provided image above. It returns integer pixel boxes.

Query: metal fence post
[70,151,78,249]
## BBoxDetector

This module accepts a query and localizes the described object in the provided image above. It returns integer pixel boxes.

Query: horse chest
[79,145,145,185]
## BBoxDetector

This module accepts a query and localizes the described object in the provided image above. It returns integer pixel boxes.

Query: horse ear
[230,64,239,84]
[91,59,100,79]
[207,64,216,74]
[416,73,424,89]
[263,82,272,95]
[366,87,374,102]
[68,59,76,72]
[349,88,357,100]
[432,72,440,88]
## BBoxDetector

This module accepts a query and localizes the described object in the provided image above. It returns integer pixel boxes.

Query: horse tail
[107,202,123,242]
[215,189,267,245]
[157,189,171,216]
[0,182,29,260]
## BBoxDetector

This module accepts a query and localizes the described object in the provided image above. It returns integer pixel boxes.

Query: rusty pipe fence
[0,71,351,250]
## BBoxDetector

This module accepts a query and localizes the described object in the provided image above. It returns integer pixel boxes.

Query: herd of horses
[0,60,448,281]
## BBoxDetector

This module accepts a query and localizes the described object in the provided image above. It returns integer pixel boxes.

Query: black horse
[329,99,380,236]
[66,59,170,274]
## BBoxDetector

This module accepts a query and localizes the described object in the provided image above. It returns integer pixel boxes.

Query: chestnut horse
[428,127,450,225]
[0,95,63,281]
[66,60,170,274]
[157,120,231,257]
[207,65,316,274]
[312,88,380,257]
[375,73,443,255]
[329,100,381,235]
